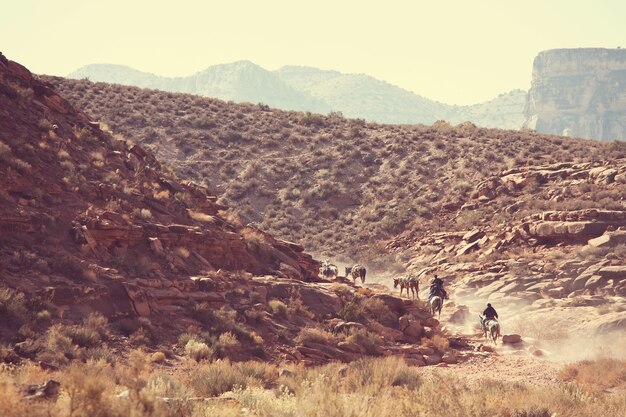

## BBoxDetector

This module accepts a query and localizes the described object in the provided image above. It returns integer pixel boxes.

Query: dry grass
[1,356,625,416]
[296,327,337,345]
[559,358,626,392]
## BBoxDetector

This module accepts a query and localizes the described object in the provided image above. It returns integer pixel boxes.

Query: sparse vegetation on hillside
[43,76,626,260]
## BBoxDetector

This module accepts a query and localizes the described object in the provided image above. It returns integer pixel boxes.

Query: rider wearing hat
[428,274,448,301]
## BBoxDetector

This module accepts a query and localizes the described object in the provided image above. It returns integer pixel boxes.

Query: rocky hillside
[43,75,626,263]
[276,65,449,124]
[68,62,525,127]
[523,48,626,141]
[389,159,626,336]
[1,55,468,371]
[70,61,331,114]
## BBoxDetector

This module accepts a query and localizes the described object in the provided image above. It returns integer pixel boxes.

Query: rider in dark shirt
[428,275,448,300]
[482,303,498,327]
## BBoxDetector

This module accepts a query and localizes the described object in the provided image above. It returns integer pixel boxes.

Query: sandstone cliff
[524,48,626,141]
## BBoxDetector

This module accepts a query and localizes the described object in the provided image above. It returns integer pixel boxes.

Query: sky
[3,0,624,105]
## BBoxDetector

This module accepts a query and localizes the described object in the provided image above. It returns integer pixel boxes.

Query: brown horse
[393,276,419,299]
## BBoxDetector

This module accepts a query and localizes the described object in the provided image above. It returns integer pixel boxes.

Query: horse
[345,264,366,285]
[429,296,443,318]
[319,261,338,279]
[393,276,419,299]
[479,315,500,345]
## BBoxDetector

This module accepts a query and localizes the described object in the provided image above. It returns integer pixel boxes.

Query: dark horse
[319,261,338,278]
[345,264,366,284]
[479,314,500,345]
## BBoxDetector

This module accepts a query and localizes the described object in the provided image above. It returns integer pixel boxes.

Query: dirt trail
[423,350,562,387]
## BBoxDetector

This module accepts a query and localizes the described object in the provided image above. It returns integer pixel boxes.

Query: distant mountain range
[68,62,527,129]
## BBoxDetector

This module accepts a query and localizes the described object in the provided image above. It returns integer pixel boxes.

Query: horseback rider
[482,303,499,328]
[428,275,448,301]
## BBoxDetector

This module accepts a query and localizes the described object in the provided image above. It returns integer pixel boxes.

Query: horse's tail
[360,267,366,283]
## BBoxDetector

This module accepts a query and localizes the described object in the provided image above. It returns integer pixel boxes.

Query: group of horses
[393,274,500,345]
[319,261,367,284]
[319,262,501,344]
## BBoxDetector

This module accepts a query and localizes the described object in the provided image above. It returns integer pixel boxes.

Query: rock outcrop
[0,55,319,325]
[523,48,626,141]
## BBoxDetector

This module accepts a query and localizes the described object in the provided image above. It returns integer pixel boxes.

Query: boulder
[21,380,60,401]
[417,346,435,356]
[368,322,404,342]
[403,357,426,367]
[424,353,442,365]
[456,240,479,257]
[442,351,458,364]
[463,229,485,243]
[422,317,440,328]
[584,275,608,291]
[502,334,522,344]
[402,320,423,341]
[123,283,151,317]
[334,321,366,334]
[597,266,626,281]
[370,294,405,313]
[337,341,364,354]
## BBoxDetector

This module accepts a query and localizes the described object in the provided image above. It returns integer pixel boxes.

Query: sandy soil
[422,347,563,387]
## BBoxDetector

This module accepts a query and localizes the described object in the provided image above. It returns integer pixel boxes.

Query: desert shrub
[214,332,240,358]
[286,288,315,319]
[191,304,255,345]
[188,360,263,397]
[339,300,367,323]
[345,328,383,355]
[185,339,214,362]
[362,297,397,326]
[151,351,166,363]
[64,324,101,348]
[268,299,288,318]
[37,324,77,366]
[0,287,30,328]
[296,327,337,345]
[115,317,154,345]
[346,356,422,392]
[299,112,326,127]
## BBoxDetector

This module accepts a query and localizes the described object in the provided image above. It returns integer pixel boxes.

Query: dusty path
[421,348,563,387]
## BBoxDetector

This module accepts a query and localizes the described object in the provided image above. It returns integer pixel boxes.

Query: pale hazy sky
[3,0,624,105]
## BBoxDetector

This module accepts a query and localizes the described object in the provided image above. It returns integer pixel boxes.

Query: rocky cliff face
[0,55,320,324]
[524,48,626,140]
